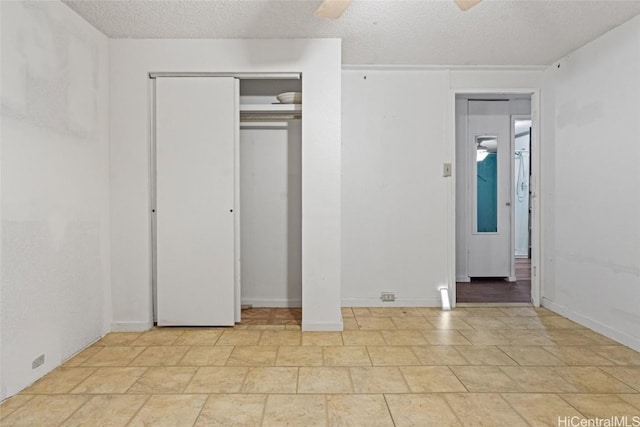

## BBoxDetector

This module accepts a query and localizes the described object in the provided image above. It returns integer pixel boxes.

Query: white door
[467,100,512,277]
[156,77,238,326]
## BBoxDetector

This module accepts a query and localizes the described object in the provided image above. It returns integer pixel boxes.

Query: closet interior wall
[239,79,302,307]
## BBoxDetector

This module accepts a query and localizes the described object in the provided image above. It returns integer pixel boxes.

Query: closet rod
[240,122,289,129]
[149,72,301,80]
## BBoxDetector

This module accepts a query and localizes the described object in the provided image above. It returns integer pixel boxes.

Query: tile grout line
[364,345,376,367]
[346,363,356,394]
[181,365,205,394]
[446,365,471,393]
[174,345,194,366]
[274,345,283,367]
[179,367,199,394]
[120,367,150,394]
[494,345,522,366]
[211,331,223,345]
[593,365,639,392]
[124,394,153,426]
[553,394,589,421]
[441,392,467,426]
[41,394,90,426]
[382,394,397,426]
[0,395,35,419]
[259,394,268,426]
[190,393,209,426]
[497,392,534,425]
[407,345,424,366]
[396,364,413,393]
[324,394,329,427]
[237,366,251,394]
[590,347,629,365]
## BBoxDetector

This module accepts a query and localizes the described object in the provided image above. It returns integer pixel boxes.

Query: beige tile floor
[1,306,639,426]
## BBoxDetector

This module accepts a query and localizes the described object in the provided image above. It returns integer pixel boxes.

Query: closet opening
[239,79,303,314]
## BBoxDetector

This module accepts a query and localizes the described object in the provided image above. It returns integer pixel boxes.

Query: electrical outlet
[32,354,45,369]
[381,292,395,302]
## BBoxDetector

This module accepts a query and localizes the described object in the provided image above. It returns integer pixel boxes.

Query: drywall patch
[556,100,604,129]
[1,1,102,139]
[67,36,97,136]
[557,252,640,277]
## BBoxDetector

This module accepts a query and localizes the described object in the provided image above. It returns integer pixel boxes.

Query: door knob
[506,202,511,206]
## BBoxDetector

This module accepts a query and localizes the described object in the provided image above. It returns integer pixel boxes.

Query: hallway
[457,258,531,303]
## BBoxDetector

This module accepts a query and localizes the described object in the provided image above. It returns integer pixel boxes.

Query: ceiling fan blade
[454,0,482,11]
[315,0,352,19]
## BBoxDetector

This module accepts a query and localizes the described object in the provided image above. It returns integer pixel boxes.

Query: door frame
[449,89,541,307]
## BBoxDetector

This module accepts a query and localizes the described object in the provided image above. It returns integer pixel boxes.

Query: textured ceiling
[62,0,640,65]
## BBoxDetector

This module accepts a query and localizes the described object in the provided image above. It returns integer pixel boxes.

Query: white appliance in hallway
[466,100,512,277]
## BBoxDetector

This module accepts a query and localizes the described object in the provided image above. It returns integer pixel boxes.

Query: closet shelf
[240,104,302,114]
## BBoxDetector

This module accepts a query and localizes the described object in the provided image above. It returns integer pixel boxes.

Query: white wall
[110,39,342,331]
[541,15,640,350]
[341,68,542,306]
[342,70,449,306]
[1,0,110,399]
[240,122,302,307]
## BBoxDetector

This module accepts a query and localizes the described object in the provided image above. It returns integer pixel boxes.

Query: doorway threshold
[457,302,533,307]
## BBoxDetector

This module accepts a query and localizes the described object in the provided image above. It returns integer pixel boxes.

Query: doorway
[453,94,538,305]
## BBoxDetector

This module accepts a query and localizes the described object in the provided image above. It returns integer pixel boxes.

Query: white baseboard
[542,298,640,351]
[302,320,344,331]
[456,276,471,282]
[241,299,302,308]
[111,321,154,332]
[341,297,440,307]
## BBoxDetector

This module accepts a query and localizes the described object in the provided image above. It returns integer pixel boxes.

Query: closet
[239,79,302,309]
[153,75,302,326]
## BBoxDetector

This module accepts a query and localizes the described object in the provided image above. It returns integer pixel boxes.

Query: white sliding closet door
[156,77,238,326]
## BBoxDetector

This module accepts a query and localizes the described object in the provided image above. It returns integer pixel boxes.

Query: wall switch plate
[32,354,45,369]
[443,163,452,177]
[381,292,395,302]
